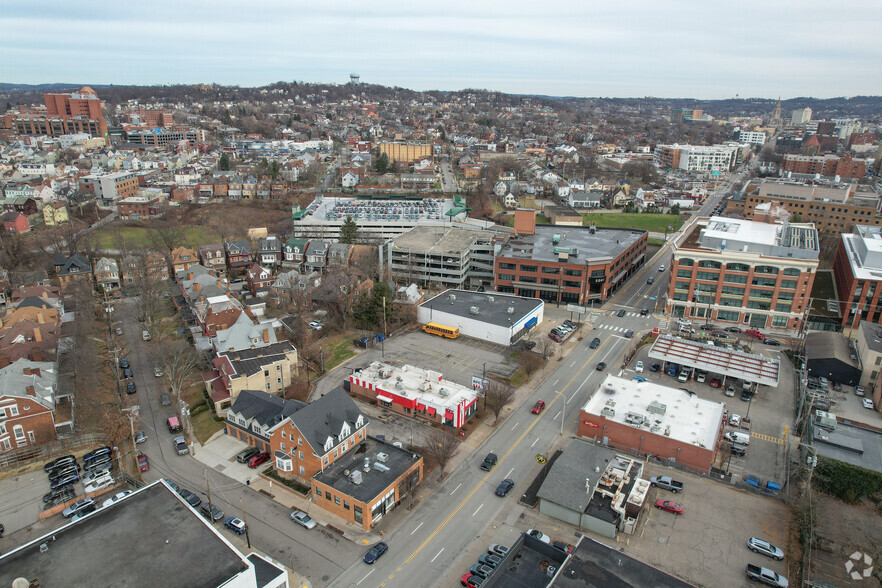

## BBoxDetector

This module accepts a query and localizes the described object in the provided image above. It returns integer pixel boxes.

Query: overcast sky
[2,1,880,99]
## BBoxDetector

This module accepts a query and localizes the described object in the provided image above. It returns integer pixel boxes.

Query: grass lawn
[320,332,358,373]
[191,411,225,445]
[647,237,666,247]
[536,213,549,225]
[581,213,684,233]
[93,225,217,250]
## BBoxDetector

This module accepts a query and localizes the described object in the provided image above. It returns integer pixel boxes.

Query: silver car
[747,537,784,560]
[290,510,316,529]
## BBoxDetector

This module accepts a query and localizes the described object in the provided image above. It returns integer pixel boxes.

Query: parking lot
[625,335,794,483]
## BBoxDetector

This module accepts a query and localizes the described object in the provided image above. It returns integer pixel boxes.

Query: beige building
[378,142,433,163]
[42,202,68,226]
[206,341,299,414]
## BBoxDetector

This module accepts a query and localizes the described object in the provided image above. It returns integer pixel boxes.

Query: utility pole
[204,469,214,524]
[241,498,251,549]
[381,296,387,361]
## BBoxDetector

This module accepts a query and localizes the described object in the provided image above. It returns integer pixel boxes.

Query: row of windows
[679,259,801,276]
[498,262,584,278]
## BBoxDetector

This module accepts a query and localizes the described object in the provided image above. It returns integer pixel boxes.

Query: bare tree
[422,430,459,479]
[538,336,556,359]
[518,351,543,376]
[484,380,517,425]
[149,220,188,259]
[157,341,206,405]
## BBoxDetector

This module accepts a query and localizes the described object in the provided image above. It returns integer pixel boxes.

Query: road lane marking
[553,378,559,386]
[431,548,444,562]
[411,522,423,535]
[473,504,483,516]
[451,483,462,495]
[554,411,561,420]
[505,467,514,477]
[570,360,577,367]
[356,570,373,585]
[510,422,519,431]
[403,343,604,566]
[531,437,540,447]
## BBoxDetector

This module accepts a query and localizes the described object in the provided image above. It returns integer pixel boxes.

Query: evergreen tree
[268,160,280,181]
[339,216,358,244]
[375,153,390,174]
[218,152,231,171]
[353,282,394,330]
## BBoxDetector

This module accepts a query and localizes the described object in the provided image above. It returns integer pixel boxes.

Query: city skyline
[2,0,880,99]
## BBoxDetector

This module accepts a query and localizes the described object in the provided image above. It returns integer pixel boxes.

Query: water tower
[350,73,360,85]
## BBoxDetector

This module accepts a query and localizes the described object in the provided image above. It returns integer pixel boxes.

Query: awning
[376,395,393,403]
[416,403,426,411]
[444,410,454,420]
[427,407,436,416]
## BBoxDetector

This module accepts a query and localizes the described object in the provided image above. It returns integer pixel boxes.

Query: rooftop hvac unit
[373,462,390,472]
[376,452,389,463]
[604,385,616,395]
[552,234,561,244]
[664,426,671,436]
[601,407,616,417]
[348,470,363,484]
[546,565,557,578]
[469,306,480,315]
[647,401,667,415]
[507,306,515,314]
[438,388,449,397]
[394,380,404,390]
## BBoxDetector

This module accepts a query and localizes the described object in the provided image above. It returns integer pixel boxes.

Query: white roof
[351,361,477,413]
[583,375,725,449]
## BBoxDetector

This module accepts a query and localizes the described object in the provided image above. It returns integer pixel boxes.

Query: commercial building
[653,143,743,172]
[380,225,504,289]
[495,209,647,304]
[791,107,812,125]
[378,141,433,163]
[418,289,543,346]
[855,321,882,391]
[782,154,867,179]
[804,332,861,387]
[537,440,647,539]
[3,87,107,138]
[78,171,140,206]
[577,375,726,474]
[291,196,456,243]
[734,128,766,146]
[667,217,819,331]
[124,127,205,146]
[0,481,284,587]
[117,195,161,220]
[806,412,882,474]
[833,225,882,328]
[349,361,479,430]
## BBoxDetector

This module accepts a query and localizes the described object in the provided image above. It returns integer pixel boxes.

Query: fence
[0,432,109,472]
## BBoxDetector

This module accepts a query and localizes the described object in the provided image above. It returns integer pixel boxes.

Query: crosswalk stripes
[750,432,785,445]
[595,324,626,332]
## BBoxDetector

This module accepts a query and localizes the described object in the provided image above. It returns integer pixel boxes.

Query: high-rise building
[790,107,812,125]
[3,87,107,137]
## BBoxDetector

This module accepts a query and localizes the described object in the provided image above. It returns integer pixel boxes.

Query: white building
[417,289,544,346]
[791,108,812,125]
[735,129,766,146]
[653,143,743,173]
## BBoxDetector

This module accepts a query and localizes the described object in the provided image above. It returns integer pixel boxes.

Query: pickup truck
[745,564,788,587]
[649,476,684,493]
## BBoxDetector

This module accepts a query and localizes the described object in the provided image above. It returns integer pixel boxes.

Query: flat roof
[680,217,819,259]
[648,335,780,386]
[296,196,453,224]
[351,360,477,414]
[389,224,498,254]
[859,320,882,353]
[483,533,568,588]
[313,436,421,503]
[420,289,543,328]
[498,225,644,264]
[0,481,252,587]
[554,535,696,588]
[810,419,882,474]
[841,227,882,280]
[583,375,726,449]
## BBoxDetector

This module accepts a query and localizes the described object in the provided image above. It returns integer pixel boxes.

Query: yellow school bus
[423,322,460,339]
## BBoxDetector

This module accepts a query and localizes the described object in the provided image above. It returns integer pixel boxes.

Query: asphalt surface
[115,298,362,587]
[439,159,457,193]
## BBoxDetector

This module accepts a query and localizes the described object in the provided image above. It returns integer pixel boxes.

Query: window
[752,277,777,287]
[520,265,538,273]
[782,268,800,276]
[344,500,350,510]
[747,300,771,310]
[776,303,792,313]
[277,365,282,371]
[698,260,722,269]
[542,267,559,274]
[679,258,694,267]
[772,316,788,327]
[749,289,774,300]
[8,406,18,417]
[333,449,338,458]
[755,265,778,275]
[498,274,514,281]
[498,262,516,270]
[354,505,363,524]
[721,286,745,296]
[277,378,282,384]
[780,280,797,290]
[298,450,303,459]
[28,431,35,443]
[677,269,693,278]
[13,425,25,441]
[298,437,303,446]
[717,310,740,322]
[520,276,536,284]
[264,370,269,377]
[564,268,583,277]
[281,442,286,452]
[299,466,305,476]
[724,274,748,284]
[696,272,719,281]
[540,278,558,286]
[266,383,271,390]
[325,490,332,500]
[726,263,749,272]
[281,431,286,439]
[334,496,341,505]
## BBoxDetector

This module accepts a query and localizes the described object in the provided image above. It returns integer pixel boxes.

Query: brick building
[782,154,867,179]
[494,209,647,304]
[117,196,160,220]
[0,359,62,452]
[78,172,140,206]
[833,225,882,329]
[667,217,818,331]
[3,87,107,138]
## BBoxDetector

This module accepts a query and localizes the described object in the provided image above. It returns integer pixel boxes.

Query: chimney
[33,327,42,342]
[193,282,201,291]
[30,348,43,362]
[0,355,10,369]
[217,279,223,287]
[26,385,36,397]
[263,329,270,343]
[187,272,194,280]
[37,312,45,324]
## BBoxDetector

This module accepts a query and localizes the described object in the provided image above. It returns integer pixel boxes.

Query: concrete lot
[451,462,793,588]
[625,342,794,483]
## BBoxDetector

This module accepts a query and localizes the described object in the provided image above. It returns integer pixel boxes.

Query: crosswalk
[609,311,644,318]
[751,432,785,445]
[595,324,632,333]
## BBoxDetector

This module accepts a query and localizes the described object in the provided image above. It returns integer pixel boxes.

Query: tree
[484,380,517,424]
[375,152,390,174]
[423,430,459,479]
[149,220,188,272]
[157,341,206,406]
[352,281,394,330]
[218,152,231,171]
[669,204,681,216]
[339,216,358,244]
[268,160,281,181]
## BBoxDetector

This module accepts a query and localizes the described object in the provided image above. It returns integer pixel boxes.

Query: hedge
[812,457,882,503]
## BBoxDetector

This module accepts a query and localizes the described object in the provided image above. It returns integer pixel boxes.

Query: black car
[50,472,80,491]
[724,327,742,333]
[764,338,782,346]
[478,553,502,568]
[495,479,514,497]
[200,503,225,521]
[650,363,661,372]
[123,368,133,379]
[119,358,130,369]
[160,393,171,406]
[84,455,112,471]
[552,541,573,554]
[44,455,76,473]
[640,308,648,316]
[713,332,729,339]
[616,309,626,317]
[646,277,654,284]
[49,464,80,482]
[236,447,261,464]
[364,541,388,564]
[563,320,575,329]
[731,444,747,457]
[623,329,634,339]
[596,362,607,371]
[43,487,75,504]
[126,381,137,394]
[589,338,601,349]
[178,489,202,508]
[741,390,754,402]
[469,564,494,579]
[162,479,181,493]
[83,446,112,462]
[480,453,498,471]
[699,324,716,331]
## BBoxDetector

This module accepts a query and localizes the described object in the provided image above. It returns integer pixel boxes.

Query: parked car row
[548,320,577,342]
[461,543,508,585]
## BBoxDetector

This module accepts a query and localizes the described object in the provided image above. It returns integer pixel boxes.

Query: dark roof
[227,388,305,433]
[420,289,543,328]
[288,387,366,452]
[482,533,568,588]
[247,553,286,588]
[313,435,420,503]
[0,481,251,587]
[14,296,55,310]
[58,254,90,276]
[225,240,251,255]
[537,439,618,512]
[223,341,296,378]
[554,535,696,588]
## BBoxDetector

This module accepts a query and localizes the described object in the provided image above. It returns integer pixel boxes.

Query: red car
[548,332,562,342]
[709,377,722,388]
[460,573,482,587]
[137,452,149,472]
[531,400,546,414]
[654,499,684,515]
[746,328,765,340]
[247,452,270,468]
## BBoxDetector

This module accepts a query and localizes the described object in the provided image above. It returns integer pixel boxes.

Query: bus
[423,322,459,339]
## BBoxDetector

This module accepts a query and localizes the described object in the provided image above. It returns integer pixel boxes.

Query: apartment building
[117,196,161,220]
[207,341,299,414]
[494,209,647,304]
[78,172,140,205]
[379,225,501,289]
[734,129,766,146]
[378,141,433,163]
[653,143,742,172]
[833,225,882,329]
[0,360,60,452]
[782,154,867,179]
[667,217,819,331]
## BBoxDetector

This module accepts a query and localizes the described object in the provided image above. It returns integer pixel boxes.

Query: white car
[102,491,133,508]
[863,398,875,409]
[290,510,316,529]
[635,361,644,373]
[526,529,551,544]
[658,264,665,272]
[747,537,784,560]
[729,414,742,427]
[154,367,163,378]
[308,321,323,331]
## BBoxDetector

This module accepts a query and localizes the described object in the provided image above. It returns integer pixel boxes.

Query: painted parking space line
[750,432,784,445]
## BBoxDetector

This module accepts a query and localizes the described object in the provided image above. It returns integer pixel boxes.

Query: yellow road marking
[750,432,784,445]
[403,335,610,565]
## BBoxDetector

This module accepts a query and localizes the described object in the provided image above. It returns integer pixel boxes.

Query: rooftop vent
[507,306,515,314]
[373,462,390,472]
[348,470,363,484]
[487,295,494,303]
[469,306,480,315]
[376,452,389,463]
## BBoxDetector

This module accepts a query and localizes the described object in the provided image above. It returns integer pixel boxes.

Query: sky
[2,0,880,99]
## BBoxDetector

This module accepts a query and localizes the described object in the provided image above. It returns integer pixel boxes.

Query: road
[439,158,457,193]
[114,298,361,587]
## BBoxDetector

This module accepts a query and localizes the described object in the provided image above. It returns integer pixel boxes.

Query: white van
[724,431,750,445]
[142,330,151,341]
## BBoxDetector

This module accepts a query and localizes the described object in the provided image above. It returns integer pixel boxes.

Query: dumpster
[765,481,781,495]
[744,475,761,488]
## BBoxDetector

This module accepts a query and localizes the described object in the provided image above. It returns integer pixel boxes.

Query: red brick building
[0,360,61,452]
[3,87,107,138]
[782,154,867,178]
[494,209,648,303]
[117,196,160,220]
[2,212,30,234]
[833,225,882,328]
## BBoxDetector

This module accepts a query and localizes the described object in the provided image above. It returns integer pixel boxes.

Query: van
[167,417,182,433]
[724,431,750,445]
[142,330,151,341]
[667,363,680,377]
[677,319,692,327]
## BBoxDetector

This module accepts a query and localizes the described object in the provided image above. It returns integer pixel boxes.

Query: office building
[78,172,140,206]
[734,128,766,146]
[791,107,812,125]
[833,225,882,329]
[782,154,867,179]
[3,87,107,138]
[667,217,819,331]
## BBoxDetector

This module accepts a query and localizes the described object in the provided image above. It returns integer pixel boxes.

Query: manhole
[656,536,668,543]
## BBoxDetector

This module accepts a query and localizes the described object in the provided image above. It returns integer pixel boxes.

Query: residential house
[170,246,198,274]
[569,191,603,209]
[211,312,277,354]
[327,243,351,269]
[0,359,65,452]
[2,212,30,234]
[10,285,61,307]
[223,389,305,454]
[257,236,282,267]
[341,171,359,188]
[282,238,309,268]
[269,270,321,304]
[225,240,252,270]
[504,193,518,208]
[246,263,273,297]
[42,202,68,226]
[304,241,330,273]
[198,244,226,274]
[204,340,299,414]
[93,257,121,291]
[54,254,92,290]
[11,197,38,216]
[145,252,169,282]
